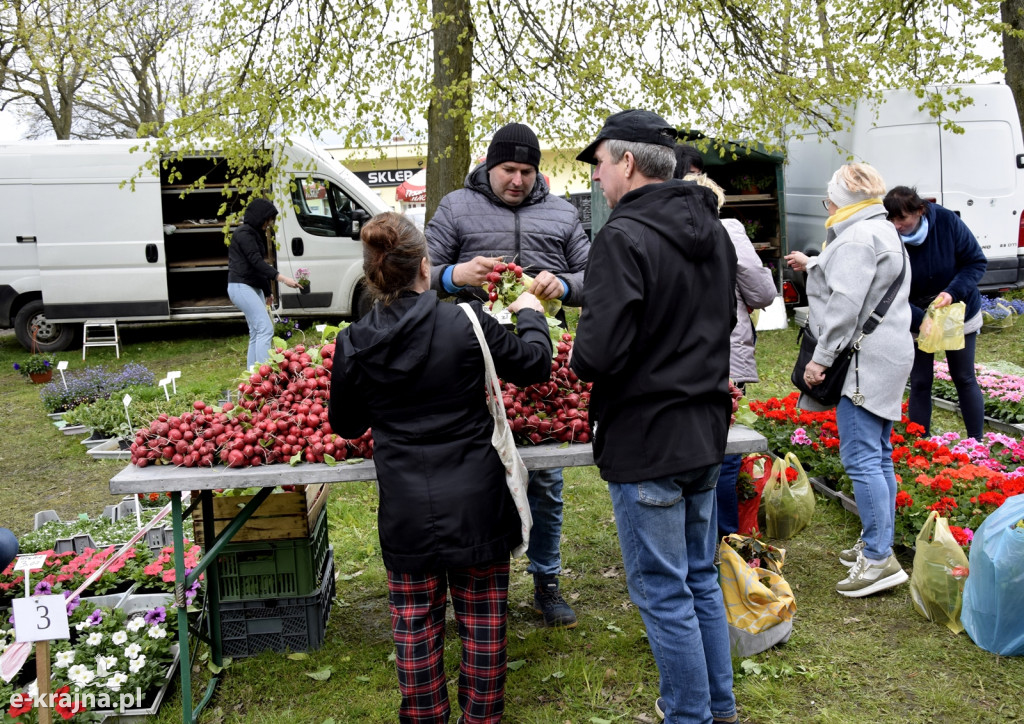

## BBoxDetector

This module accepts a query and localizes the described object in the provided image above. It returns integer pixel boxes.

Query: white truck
[0,139,390,352]
[785,83,1024,296]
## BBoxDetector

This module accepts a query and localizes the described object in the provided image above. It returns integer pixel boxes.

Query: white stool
[82,319,120,359]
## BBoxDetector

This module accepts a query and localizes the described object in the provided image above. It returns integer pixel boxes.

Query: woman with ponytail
[328,212,551,723]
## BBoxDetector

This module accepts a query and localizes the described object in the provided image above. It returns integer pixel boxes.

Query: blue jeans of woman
[608,465,735,724]
[908,331,984,439]
[228,282,274,370]
[836,397,897,561]
[714,455,742,537]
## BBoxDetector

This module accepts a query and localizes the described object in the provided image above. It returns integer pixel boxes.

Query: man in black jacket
[570,110,738,724]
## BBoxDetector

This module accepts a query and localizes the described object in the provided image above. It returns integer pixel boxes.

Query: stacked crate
[194,484,335,657]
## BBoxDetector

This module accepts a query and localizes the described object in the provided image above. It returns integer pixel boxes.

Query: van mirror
[351,209,370,239]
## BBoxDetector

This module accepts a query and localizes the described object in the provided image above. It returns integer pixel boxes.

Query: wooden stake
[35,640,53,724]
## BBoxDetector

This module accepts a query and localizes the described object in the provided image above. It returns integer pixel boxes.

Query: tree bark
[1003,0,1024,133]
[426,0,474,224]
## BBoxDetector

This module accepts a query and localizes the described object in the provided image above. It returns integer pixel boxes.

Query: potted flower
[731,173,774,195]
[296,267,311,294]
[742,219,762,240]
[13,354,54,384]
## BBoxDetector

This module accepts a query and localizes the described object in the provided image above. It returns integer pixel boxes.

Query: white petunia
[26,681,38,700]
[54,650,76,668]
[124,643,142,660]
[106,671,129,691]
[126,617,146,633]
[147,625,166,639]
[95,654,118,676]
[86,632,103,646]
[111,630,128,645]
[75,621,89,632]
[128,655,147,673]
[68,664,96,686]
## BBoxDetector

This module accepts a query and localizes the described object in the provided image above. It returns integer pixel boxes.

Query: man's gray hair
[604,139,676,181]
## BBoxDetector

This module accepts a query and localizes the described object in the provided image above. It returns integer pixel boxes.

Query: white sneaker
[836,553,908,598]
[839,539,865,567]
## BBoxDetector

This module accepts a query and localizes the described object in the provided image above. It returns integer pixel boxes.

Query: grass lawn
[2,313,1023,723]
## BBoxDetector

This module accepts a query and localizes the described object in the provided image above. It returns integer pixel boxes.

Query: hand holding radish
[508,291,543,314]
[453,256,503,287]
[527,270,564,301]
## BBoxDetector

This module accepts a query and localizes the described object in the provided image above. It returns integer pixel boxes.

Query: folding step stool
[82,319,120,359]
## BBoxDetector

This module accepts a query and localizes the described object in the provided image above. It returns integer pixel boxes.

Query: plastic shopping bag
[761,453,815,539]
[961,495,1024,655]
[909,511,970,634]
[917,301,965,353]
[718,535,795,656]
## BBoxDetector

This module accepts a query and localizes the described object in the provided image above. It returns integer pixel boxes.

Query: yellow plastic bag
[761,453,815,539]
[917,301,965,353]
[718,535,796,655]
[910,511,970,634]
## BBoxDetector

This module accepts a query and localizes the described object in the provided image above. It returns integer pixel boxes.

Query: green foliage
[12,353,54,376]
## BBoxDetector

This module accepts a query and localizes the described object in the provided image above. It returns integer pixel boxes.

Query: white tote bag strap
[459,303,532,556]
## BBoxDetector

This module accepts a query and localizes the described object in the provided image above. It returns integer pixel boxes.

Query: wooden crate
[193,484,328,546]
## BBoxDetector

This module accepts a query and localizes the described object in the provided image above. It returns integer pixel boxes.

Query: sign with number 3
[13,595,70,643]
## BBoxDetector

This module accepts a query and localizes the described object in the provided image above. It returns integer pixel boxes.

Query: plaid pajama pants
[386,561,510,724]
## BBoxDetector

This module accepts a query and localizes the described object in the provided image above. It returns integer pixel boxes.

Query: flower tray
[193,483,328,546]
[92,645,180,723]
[210,506,329,602]
[217,547,335,658]
[88,437,132,460]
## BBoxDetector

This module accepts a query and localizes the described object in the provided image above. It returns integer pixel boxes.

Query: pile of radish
[130,343,373,468]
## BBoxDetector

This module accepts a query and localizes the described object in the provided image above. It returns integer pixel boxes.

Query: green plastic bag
[761,453,815,539]
[910,511,970,634]
[917,301,965,354]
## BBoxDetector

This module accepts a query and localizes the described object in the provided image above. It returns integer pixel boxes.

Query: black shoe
[533,576,578,628]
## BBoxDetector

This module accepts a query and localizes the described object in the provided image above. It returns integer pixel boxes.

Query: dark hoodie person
[227,198,300,369]
[328,212,551,724]
[571,110,739,724]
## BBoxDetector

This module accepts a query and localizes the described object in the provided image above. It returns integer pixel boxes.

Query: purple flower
[33,580,52,596]
[143,606,166,625]
[64,592,81,616]
[12,363,20,371]
[86,609,104,626]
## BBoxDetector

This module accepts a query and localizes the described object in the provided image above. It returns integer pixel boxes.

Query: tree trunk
[426,0,474,224]
[1003,1,1024,134]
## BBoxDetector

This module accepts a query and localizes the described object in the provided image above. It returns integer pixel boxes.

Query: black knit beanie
[486,123,541,171]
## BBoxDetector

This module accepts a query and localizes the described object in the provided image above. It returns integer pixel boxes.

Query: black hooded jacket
[227,198,280,296]
[569,180,737,483]
[328,292,552,573]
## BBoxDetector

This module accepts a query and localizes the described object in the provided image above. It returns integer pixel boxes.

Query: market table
[109,427,766,723]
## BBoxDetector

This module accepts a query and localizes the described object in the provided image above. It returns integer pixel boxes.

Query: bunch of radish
[130,342,372,468]
[500,332,592,445]
[483,262,526,312]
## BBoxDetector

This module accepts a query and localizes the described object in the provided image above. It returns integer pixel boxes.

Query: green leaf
[507,659,526,671]
[306,667,333,681]
[289,452,302,466]
[287,653,309,660]
[354,675,371,682]
[323,454,337,466]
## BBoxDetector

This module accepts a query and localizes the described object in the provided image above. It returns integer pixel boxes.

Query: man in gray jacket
[426,122,590,628]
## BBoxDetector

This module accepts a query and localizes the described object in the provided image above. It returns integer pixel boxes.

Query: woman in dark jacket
[227,198,300,369]
[328,212,551,724]
[883,186,988,439]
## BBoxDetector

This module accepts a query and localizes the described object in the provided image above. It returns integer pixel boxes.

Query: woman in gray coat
[785,163,914,599]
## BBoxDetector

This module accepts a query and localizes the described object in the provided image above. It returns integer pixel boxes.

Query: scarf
[900,215,930,246]
[824,198,884,229]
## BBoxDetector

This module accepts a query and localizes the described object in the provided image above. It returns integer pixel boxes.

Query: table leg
[171,492,194,723]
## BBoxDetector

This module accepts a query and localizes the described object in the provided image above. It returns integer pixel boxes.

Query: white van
[785,83,1024,292]
[0,139,390,351]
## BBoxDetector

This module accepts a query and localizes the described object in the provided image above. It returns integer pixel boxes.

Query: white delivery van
[785,83,1024,294]
[0,139,390,351]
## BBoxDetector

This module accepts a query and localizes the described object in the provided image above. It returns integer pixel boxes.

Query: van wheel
[353,284,374,320]
[14,300,75,353]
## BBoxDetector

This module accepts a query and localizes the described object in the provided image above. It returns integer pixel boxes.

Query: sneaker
[533,576,578,628]
[655,697,666,720]
[836,553,908,598]
[839,539,865,567]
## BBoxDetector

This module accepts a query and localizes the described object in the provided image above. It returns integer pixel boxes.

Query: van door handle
[145,244,159,263]
[1017,154,1024,169]
[291,237,304,256]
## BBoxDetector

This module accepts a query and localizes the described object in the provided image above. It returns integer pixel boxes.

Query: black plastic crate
[217,547,335,658]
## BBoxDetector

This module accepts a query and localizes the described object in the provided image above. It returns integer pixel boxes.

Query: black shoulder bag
[791,254,906,407]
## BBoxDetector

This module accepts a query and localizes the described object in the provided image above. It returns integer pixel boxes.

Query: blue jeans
[609,465,735,724]
[908,331,984,439]
[228,282,274,370]
[0,528,19,572]
[715,455,743,537]
[836,398,897,561]
[526,468,564,577]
